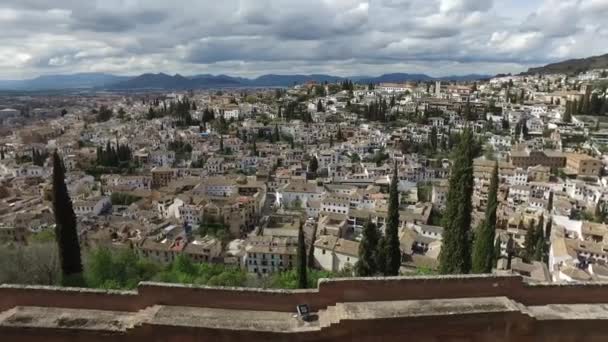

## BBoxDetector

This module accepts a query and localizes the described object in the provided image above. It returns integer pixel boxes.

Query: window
[322,249,326,255]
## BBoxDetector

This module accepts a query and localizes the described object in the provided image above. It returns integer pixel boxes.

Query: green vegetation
[96,142,133,168]
[96,105,113,122]
[384,165,401,276]
[85,249,245,289]
[264,269,339,289]
[355,219,380,276]
[32,148,48,167]
[439,129,474,274]
[198,217,230,243]
[52,151,84,286]
[297,223,308,288]
[471,163,498,273]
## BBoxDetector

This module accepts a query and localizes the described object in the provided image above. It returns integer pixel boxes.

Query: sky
[1,0,608,80]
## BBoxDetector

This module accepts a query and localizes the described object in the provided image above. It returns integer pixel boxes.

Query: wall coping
[5,274,608,296]
[0,284,136,295]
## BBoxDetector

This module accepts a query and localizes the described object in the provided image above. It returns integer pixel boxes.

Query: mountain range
[525,53,608,75]
[0,72,490,91]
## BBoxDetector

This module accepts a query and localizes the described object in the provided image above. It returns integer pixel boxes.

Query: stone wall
[4,275,608,313]
[4,275,608,341]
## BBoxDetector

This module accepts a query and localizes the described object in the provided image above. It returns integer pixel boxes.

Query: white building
[313,235,359,272]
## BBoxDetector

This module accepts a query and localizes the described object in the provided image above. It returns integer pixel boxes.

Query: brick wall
[4,275,608,314]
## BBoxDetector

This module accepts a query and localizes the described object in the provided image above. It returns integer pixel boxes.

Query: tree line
[96,142,133,168]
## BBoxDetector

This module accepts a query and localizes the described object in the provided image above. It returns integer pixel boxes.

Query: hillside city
[3,67,608,289]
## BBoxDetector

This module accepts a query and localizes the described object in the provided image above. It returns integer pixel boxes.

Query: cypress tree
[0,147,4,160]
[375,236,387,275]
[472,162,499,273]
[274,124,280,142]
[439,129,475,274]
[52,151,83,285]
[533,219,546,262]
[523,219,538,262]
[309,156,319,174]
[251,137,257,157]
[355,217,379,276]
[429,126,438,152]
[384,164,402,276]
[297,222,308,289]
[492,238,502,266]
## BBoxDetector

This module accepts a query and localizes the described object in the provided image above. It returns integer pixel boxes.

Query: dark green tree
[317,99,324,112]
[308,156,319,174]
[492,238,502,266]
[355,218,379,276]
[52,151,83,285]
[0,147,4,160]
[429,126,438,152]
[375,236,387,276]
[384,164,402,276]
[274,124,280,142]
[439,129,475,274]
[522,219,538,262]
[533,219,547,262]
[251,137,258,157]
[563,102,572,123]
[472,162,499,273]
[297,223,307,289]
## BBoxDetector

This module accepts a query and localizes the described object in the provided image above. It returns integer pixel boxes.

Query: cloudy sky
[1,0,607,79]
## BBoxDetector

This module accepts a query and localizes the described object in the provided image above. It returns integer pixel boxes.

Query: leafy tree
[52,151,83,285]
[0,243,60,286]
[297,223,308,289]
[355,218,379,276]
[96,105,113,122]
[384,165,401,276]
[439,129,475,274]
[472,163,498,273]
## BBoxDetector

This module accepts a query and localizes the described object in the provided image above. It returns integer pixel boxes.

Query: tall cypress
[52,151,83,284]
[439,129,474,274]
[355,217,379,276]
[472,162,499,273]
[523,218,538,262]
[429,126,438,152]
[297,222,307,289]
[533,219,546,262]
[384,164,401,276]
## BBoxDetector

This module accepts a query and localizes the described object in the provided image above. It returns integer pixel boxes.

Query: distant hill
[0,73,130,90]
[0,72,491,91]
[526,53,608,75]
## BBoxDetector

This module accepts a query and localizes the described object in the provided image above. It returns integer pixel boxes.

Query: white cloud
[0,0,606,79]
